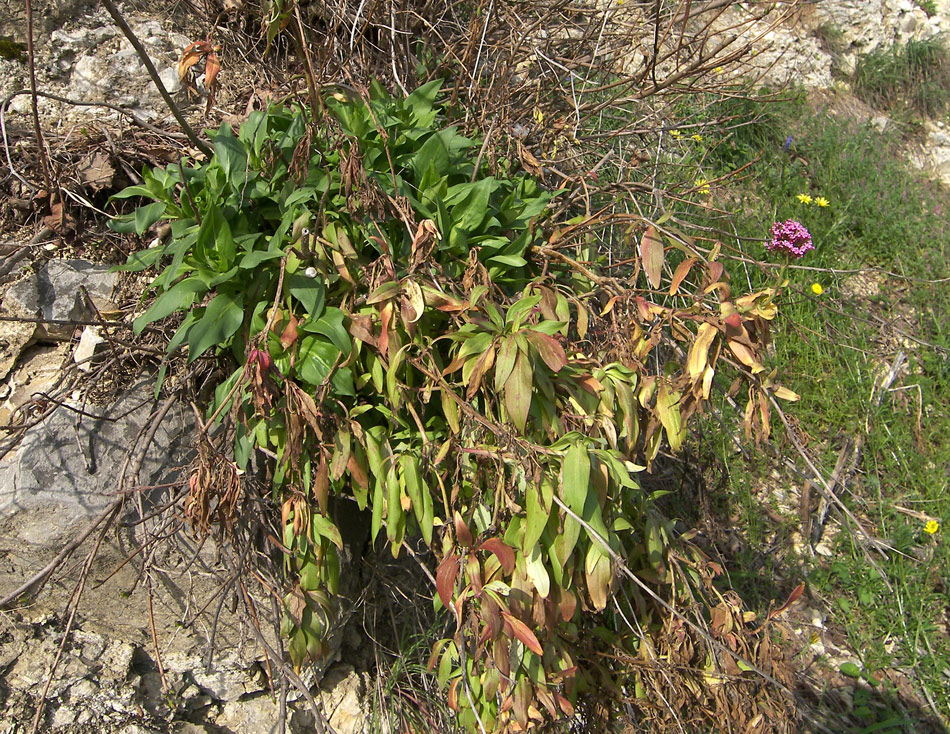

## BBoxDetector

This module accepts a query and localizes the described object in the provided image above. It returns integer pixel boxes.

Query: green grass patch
[687,91,950,726]
[854,37,950,118]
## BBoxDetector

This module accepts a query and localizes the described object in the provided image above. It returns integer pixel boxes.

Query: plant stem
[24,0,52,192]
[100,0,213,159]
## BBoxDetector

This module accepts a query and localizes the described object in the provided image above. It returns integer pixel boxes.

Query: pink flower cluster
[766,219,813,259]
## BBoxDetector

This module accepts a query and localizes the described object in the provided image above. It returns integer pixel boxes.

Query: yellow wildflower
[811,283,823,295]
[714,66,724,74]
[691,133,703,142]
[925,520,939,535]
[797,193,813,205]
[695,177,711,195]
[671,129,682,139]
[815,196,830,207]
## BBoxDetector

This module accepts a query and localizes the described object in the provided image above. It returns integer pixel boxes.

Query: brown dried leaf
[669,257,697,296]
[640,226,664,289]
[687,322,718,380]
[78,151,115,192]
[178,41,205,80]
[280,313,299,349]
[313,454,329,513]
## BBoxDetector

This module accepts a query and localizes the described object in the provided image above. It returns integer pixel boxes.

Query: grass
[685,91,950,729]
[854,37,950,118]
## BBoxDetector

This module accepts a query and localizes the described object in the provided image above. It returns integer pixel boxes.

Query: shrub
[109,81,793,731]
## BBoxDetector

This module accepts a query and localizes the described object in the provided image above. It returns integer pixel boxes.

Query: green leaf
[134,202,167,235]
[214,122,249,191]
[308,307,351,356]
[386,462,405,552]
[655,383,686,451]
[487,254,527,268]
[297,336,354,395]
[400,455,430,543]
[506,294,542,328]
[523,485,548,554]
[404,79,443,127]
[503,350,532,433]
[494,336,518,392]
[561,442,590,514]
[371,474,385,542]
[839,662,862,679]
[133,276,207,334]
[445,177,498,232]
[240,247,285,269]
[287,273,325,316]
[311,513,343,549]
[185,290,245,362]
[115,246,165,272]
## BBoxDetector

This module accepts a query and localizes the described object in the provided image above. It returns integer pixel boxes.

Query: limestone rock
[3,258,117,341]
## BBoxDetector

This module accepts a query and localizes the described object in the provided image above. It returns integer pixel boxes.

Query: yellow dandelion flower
[691,133,703,142]
[797,193,813,205]
[811,283,824,295]
[671,129,682,138]
[714,66,724,74]
[925,520,939,535]
[815,196,830,207]
[695,177,711,195]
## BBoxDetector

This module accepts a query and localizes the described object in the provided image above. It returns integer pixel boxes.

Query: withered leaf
[78,151,115,192]
[640,225,664,290]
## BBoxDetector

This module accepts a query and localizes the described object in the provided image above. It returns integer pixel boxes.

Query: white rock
[51,706,78,729]
[73,326,106,372]
[158,66,180,94]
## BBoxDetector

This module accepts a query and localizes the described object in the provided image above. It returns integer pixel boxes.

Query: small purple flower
[766,219,813,259]
[782,135,793,152]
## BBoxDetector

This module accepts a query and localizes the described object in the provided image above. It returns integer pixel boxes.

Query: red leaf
[769,581,806,620]
[556,693,575,716]
[477,538,515,575]
[454,511,474,547]
[525,331,567,373]
[313,454,329,513]
[436,553,460,609]
[640,225,665,289]
[669,257,697,296]
[502,611,543,656]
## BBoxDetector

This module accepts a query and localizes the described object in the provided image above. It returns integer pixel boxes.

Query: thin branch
[100,0,213,158]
